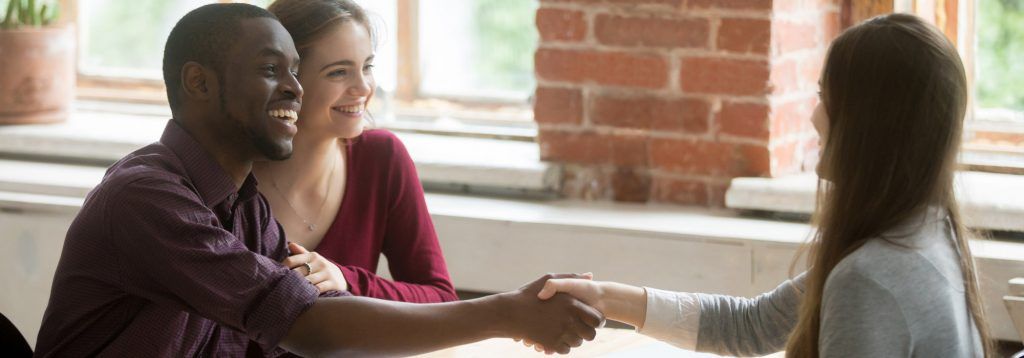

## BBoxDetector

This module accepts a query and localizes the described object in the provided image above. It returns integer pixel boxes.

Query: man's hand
[497,273,604,354]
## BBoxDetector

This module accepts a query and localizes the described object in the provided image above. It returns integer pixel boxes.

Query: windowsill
[1,159,1023,341]
[725,172,1024,234]
[0,102,558,197]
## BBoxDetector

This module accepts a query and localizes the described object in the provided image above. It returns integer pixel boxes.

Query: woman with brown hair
[253,0,457,303]
[534,13,992,357]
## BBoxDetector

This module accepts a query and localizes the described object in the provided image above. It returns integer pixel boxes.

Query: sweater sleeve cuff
[335,261,362,296]
[637,287,701,350]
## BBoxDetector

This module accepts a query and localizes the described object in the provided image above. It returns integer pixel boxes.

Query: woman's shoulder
[825,232,963,300]
[351,129,411,161]
[354,129,404,150]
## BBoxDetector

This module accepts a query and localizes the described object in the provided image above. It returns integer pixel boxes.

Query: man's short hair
[162,3,277,109]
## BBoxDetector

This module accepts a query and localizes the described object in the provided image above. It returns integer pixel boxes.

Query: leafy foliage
[1,0,60,29]
[473,0,537,93]
[976,0,1024,111]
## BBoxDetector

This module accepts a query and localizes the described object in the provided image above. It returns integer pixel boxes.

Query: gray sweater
[642,207,982,357]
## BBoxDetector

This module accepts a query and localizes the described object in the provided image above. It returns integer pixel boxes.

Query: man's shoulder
[96,142,192,199]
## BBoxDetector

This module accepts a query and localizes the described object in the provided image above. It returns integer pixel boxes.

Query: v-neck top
[313,129,457,303]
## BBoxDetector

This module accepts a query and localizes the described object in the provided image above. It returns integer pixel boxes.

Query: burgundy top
[35,120,341,357]
[321,129,457,303]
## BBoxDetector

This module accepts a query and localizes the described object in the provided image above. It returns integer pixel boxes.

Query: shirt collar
[160,119,259,207]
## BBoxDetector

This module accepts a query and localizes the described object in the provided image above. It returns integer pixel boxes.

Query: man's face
[217,18,303,161]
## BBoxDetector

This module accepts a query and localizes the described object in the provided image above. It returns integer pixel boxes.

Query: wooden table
[416,328,785,357]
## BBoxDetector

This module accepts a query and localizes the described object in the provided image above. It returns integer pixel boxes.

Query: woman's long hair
[784,13,992,357]
[267,0,376,52]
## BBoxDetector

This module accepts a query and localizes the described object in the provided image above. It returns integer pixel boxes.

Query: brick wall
[535,0,843,206]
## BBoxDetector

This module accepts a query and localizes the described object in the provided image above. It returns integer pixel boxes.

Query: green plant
[2,0,59,29]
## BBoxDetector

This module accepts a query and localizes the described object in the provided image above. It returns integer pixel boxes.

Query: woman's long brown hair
[267,0,376,52]
[784,13,992,357]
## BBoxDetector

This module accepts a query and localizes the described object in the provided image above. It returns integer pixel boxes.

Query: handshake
[500,272,643,355]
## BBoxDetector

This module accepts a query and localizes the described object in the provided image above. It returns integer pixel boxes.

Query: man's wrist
[478,291,516,339]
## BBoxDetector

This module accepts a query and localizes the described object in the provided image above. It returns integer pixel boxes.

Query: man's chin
[253,138,293,161]
[261,151,293,161]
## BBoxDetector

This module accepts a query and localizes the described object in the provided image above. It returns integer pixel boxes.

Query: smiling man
[34,4,601,357]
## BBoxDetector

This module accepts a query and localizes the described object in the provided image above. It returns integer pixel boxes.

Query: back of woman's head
[820,13,966,234]
[786,13,991,357]
[267,0,375,55]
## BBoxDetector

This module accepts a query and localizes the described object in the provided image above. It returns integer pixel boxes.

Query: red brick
[772,0,802,12]
[823,10,843,41]
[706,181,730,207]
[537,8,587,42]
[717,101,770,140]
[686,0,772,10]
[612,168,652,202]
[536,48,669,89]
[774,20,819,53]
[609,133,650,167]
[771,140,801,175]
[770,97,816,137]
[534,87,583,125]
[592,95,709,133]
[595,14,709,49]
[717,18,771,55]
[651,139,770,176]
[605,0,682,5]
[539,130,611,165]
[797,50,826,90]
[679,57,770,96]
[737,144,772,176]
[771,59,800,95]
[652,177,708,205]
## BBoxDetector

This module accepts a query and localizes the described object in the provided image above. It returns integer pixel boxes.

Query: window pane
[976,0,1024,117]
[358,0,398,95]
[79,0,215,79]
[418,0,538,102]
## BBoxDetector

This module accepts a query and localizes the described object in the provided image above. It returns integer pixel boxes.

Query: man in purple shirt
[35,4,601,357]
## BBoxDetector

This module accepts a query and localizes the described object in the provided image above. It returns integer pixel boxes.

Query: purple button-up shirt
[35,120,324,357]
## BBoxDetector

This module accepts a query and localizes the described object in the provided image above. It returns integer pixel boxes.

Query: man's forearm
[280,294,509,357]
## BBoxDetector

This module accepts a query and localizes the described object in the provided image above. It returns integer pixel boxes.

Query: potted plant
[0,0,74,125]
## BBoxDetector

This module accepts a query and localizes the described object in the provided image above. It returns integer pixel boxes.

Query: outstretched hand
[537,277,605,311]
[526,276,649,352]
[501,273,603,354]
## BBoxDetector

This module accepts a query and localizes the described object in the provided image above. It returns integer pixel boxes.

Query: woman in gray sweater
[534,14,992,358]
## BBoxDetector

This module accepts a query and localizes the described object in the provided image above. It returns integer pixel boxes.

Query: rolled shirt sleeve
[639,273,806,357]
[638,288,701,350]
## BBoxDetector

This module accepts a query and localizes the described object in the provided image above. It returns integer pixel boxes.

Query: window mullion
[396,0,420,102]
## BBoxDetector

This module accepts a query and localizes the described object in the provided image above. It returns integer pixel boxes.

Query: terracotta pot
[0,25,75,125]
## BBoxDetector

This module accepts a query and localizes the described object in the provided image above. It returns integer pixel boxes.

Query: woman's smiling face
[295,20,375,140]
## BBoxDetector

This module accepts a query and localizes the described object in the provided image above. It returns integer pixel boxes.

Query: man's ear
[181,61,217,102]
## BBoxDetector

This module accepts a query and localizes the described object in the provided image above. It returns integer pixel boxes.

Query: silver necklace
[269,153,338,231]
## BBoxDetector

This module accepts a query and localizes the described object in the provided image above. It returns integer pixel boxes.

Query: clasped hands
[511,272,643,355]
